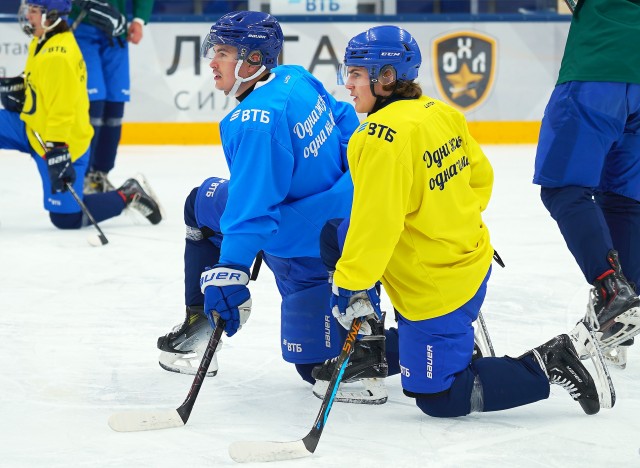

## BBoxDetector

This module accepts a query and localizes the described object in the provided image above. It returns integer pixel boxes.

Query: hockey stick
[108,319,225,432]
[476,310,495,357]
[33,131,108,246]
[228,317,364,463]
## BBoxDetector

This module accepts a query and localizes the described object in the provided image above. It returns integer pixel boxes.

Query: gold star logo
[445,63,484,99]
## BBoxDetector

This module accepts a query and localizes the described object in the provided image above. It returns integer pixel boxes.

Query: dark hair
[50,19,69,34]
[382,80,422,98]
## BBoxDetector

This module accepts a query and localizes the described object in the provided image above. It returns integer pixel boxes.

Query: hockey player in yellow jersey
[313,25,614,416]
[0,0,162,228]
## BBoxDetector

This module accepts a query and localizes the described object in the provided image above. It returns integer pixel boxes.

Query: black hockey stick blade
[228,318,363,463]
[108,320,225,432]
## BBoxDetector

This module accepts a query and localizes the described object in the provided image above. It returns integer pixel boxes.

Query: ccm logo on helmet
[381,52,401,57]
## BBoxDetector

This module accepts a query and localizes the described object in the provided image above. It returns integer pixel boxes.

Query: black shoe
[84,170,115,194]
[589,250,639,335]
[312,335,388,383]
[528,334,600,415]
[157,306,219,376]
[118,177,162,225]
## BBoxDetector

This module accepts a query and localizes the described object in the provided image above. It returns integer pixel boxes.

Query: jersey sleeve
[219,128,294,267]
[463,120,493,211]
[40,54,77,144]
[132,0,154,23]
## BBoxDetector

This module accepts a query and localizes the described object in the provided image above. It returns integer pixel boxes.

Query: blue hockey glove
[45,142,75,194]
[76,0,127,37]
[330,283,382,335]
[200,264,252,337]
[0,75,25,113]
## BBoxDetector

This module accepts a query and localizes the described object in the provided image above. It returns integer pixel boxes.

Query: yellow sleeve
[41,54,78,143]
[463,120,493,211]
[334,128,413,291]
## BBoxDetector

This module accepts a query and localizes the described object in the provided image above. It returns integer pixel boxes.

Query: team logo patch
[432,31,496,111]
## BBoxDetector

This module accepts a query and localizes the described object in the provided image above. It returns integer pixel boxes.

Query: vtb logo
[432,31,496,111]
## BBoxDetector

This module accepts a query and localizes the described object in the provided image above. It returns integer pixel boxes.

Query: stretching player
[156,11,361,384]
[69,0,154,194]
[313,25,611,417]
[0,0,161,229]
[534,0,640,368]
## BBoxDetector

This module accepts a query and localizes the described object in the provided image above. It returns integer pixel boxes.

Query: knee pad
[410,366,476,418]
[49,211,83,230]
[540,185,593,220]
[294,363,318,384]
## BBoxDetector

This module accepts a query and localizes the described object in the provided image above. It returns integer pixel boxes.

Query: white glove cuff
[200,267,250,293]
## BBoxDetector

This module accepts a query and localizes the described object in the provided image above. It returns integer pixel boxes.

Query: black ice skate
[312,333,388,405]
[84,170,115,194]
[526,333,602,415]
[581,250,640,351]
[118,176,163,225]
[157,306,220,377]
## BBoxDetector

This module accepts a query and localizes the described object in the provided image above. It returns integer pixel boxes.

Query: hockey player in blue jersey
[156,11,361,384]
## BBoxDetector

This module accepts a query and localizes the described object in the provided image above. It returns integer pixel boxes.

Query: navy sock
[541,186,613,282]
[92,101,124,173]
[82,191,126,223]
[596,191,640,287]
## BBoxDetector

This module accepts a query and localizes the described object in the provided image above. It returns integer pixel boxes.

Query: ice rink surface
[1,145,639,467]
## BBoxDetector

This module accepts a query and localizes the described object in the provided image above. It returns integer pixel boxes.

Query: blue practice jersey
[218,65,359,267]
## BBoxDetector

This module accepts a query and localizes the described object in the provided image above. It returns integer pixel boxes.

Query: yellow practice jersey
[334,95,495,321]
[21,31,93,161]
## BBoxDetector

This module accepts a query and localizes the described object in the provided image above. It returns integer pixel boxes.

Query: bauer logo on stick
[432,31,496,111]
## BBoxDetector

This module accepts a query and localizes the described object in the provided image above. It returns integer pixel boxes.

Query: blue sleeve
[219,127,294,267]
[330,99,359,171]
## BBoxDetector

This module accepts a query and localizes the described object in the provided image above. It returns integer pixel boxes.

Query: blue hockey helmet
[23,0,71,19]
[201,11,283,70]
[339,25,421,85]
[19,0,71,36]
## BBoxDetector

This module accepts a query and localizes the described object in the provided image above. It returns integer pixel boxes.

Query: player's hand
[201,264,252,337]
[45,142,75,193]
[128,21,143,44]
[76,0,126,37]
[330,283,382,335]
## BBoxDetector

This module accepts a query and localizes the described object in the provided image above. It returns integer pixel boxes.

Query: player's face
[25,4,45,37]
[208,45,240,93]
[344,66,376,113]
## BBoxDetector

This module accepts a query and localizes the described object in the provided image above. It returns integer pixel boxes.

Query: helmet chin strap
[228,60,266,97]
[42,13,62,33]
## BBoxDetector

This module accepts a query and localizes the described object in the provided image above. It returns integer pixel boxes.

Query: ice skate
[527,332,605,415]
[312,333,388,405]
[118,175,163,225]
[580,250,640,351]
[84,170,115,194]
[157,306,220,377]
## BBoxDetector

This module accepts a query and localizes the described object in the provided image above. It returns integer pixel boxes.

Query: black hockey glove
[75,0,126,37]
[45,142,76,193]
[0,75,26,113]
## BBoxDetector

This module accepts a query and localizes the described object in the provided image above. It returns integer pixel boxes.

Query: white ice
[1,145,639,467]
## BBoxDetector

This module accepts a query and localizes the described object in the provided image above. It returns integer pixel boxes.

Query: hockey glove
[0,75,26,113]
[201,264,252,337]
[331,283,382,335]
[75,0,126,37]
[45,142,75,193]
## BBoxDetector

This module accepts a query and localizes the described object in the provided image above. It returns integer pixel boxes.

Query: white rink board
[0,20,568,122]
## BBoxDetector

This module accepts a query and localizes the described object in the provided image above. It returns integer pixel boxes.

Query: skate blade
[569,322,616,409]
[158,351,218,377]
[312,378,388,405]
[599,307,640,350]
[603,346,628,370]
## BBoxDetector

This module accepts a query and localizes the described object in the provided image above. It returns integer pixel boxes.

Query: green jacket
[70,0,154,26]
[558,0,640,85]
